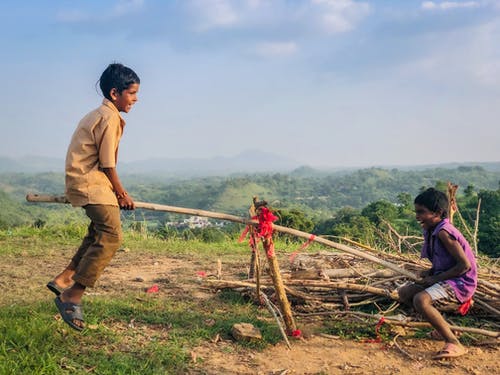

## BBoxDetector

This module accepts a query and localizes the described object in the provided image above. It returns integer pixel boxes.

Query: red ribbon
[363,316,386,343]
[458,298,473,315]
[257,207,277,238]
[291,329,302,337]
[238,208,278,257]
[146,284,159,293]
[238,225,250,243]
[266,241,275,258]
[289,234,316,263]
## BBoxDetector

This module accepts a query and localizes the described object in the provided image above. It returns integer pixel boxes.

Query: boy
[47,63,140,331]
[398,188,477,359]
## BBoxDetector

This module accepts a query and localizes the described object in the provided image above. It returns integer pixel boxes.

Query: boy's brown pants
[71,204,122,288]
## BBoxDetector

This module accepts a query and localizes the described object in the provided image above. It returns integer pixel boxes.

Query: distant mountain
[1,153,499,176]
[120,149,300,175]
[0,156,64,173]
[294,162,500,176]
[377,162,500,172]
[0,151,299,175]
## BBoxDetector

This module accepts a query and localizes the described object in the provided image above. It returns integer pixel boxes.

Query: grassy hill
[1,165,499,216]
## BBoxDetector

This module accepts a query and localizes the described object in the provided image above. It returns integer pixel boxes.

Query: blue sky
[1,0,499,167]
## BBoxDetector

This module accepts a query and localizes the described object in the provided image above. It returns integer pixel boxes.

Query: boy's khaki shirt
[65,99,125,207]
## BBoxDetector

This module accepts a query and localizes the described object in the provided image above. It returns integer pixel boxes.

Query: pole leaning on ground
[26,193,419,280]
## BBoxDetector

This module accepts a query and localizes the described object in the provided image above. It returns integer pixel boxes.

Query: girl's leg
[413,291,461,345]
[397,283,425,306]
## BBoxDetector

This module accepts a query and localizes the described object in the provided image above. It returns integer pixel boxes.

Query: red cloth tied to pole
[257,207,277,239]
[238,207,278,257]
[256,207,278,258]
[239,208,277,244]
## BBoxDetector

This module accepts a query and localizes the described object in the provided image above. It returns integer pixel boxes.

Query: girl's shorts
[425,281,461,311]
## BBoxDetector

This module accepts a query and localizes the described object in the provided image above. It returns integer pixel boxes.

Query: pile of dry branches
[206,243,500,338]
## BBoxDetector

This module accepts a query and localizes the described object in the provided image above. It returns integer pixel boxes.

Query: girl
[398,188,477,359]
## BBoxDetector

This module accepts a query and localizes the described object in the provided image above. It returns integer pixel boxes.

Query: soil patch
[2,250,498,374]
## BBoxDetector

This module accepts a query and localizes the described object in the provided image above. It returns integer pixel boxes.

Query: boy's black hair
[99,63,140,100]
[414,188,448,218]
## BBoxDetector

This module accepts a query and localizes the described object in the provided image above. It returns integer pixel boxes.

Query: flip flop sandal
[46,281,63,296]
[54,296,85,331]
[432,343,467,360]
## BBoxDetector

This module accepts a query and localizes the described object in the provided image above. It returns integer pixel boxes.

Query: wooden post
[262,237,297,335]
[254,202,297,336]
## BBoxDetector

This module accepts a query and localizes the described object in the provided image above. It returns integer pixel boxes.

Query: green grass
[0,225,295,374]
[2,224,490,373]
[0,288,281,374]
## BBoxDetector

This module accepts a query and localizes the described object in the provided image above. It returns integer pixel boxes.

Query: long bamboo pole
[26,194,418,280]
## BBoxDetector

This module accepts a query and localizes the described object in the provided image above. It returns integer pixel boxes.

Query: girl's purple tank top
[421,218,477,302]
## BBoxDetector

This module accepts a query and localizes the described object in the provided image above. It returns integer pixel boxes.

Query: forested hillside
[125,165,499,216]
[1,165,498,256]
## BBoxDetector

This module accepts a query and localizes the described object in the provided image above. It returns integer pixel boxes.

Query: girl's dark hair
[414,188,448,218]
[99,63,140,100]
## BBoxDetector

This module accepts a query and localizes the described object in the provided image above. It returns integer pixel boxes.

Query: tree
[275,209,314,233]
[477,189,500,257]
[464,184,475,198]
[314,207,376,244]
[361,200,398,225]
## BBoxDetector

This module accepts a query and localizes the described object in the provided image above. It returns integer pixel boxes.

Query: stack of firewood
[209,248,499,317]
[206,246,500,338]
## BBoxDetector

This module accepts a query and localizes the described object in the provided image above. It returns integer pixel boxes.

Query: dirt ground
[2,248,498,375]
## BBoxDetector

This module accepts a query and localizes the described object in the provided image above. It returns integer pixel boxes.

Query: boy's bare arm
[417,230,470,286]
[102,167,135,210]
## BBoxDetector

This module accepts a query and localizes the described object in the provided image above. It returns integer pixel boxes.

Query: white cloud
[186,0,370,34]
[254,41,298,57]
[396,19,500,87]
[311,0,371,33]
[421,1,480,10]
[188,0,239,31]
[56,0,144,23]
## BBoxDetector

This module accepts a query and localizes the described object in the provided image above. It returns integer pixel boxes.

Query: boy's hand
[118,195,135,210]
